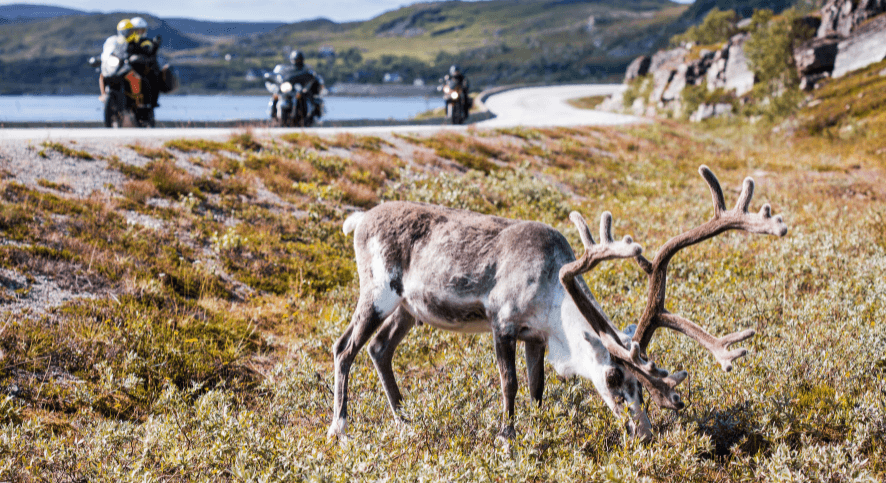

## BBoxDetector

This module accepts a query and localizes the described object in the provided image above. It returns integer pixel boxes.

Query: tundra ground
[0,117,884,480]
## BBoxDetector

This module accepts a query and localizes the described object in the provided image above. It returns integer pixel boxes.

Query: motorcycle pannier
[159,64,178,93]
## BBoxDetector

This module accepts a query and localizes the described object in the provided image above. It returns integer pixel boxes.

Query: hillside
[0,0,808,94]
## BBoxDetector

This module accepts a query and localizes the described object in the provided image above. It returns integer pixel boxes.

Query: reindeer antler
[632,165,788,372]
[559,212,691,411]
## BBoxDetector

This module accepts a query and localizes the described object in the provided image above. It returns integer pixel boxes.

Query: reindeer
[328,166,787,440]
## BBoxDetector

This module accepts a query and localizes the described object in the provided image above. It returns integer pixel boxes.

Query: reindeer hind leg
[525,340,546,406]
[368,305,416,420]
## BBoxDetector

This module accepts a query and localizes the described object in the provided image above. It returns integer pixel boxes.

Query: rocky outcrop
[604,0,885,118]
[689,103,733,122]
[832,14,886,77]
[794,36,841,75]
[818,0,886,38]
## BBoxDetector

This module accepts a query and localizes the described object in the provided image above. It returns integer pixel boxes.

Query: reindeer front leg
[328,293,391,439]
[493,331,518,440]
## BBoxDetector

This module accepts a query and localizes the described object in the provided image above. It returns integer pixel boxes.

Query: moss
[128,143,174,161]
[40,141,94,160]
[164,138,231,154]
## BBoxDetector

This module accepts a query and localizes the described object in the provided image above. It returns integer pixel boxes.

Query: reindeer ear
[583,332,610,363]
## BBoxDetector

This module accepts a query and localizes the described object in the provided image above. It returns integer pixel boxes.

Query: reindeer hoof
[326,418,348,440]
[496,425,516,441]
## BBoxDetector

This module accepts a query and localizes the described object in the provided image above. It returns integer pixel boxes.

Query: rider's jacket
[278,65,323,95]
[127,37,159,76]
[447,73,470,93]
[100,35,128,77]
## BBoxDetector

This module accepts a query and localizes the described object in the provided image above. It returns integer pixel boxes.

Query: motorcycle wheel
[104,90,126,128]
[278,103,291,127]
[452,102,465,125]
[136,108,155,128]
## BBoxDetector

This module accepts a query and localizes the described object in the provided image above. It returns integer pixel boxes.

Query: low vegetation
[1,89,885,479]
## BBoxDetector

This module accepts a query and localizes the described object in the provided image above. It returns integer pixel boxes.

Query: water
[0,95,439,123]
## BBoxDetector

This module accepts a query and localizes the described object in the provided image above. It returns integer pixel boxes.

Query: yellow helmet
[117,18,134,38]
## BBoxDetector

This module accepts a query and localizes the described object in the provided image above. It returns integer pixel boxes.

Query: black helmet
[290,50,305,69]
[449,64,461,76]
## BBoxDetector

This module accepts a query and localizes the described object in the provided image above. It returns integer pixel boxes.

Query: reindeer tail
[342,212,365,235]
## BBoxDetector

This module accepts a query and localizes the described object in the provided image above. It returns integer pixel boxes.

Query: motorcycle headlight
[450,92,459,100]
[265,81,279,94]
[280,82,293,93]
[106,56,120,68]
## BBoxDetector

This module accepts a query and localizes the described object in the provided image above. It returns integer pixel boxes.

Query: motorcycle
[88,36,176,128]
[264,64,324,127]
[439,78,470,125]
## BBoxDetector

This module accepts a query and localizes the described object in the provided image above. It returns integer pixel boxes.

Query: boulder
[799,72,830,91]
[646,47,686,104]
[794,36,841,75]
[648,47,687,74]
[662,64,688,102]
[649,68,676,104]
[624,55,651,82]
[689,103,733,122]
[706,46,731,91]
[818,0,886,38]
[832,14,886,77]
[724,33,755,96]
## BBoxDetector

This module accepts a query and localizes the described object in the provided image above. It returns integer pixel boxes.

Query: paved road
[0,84,642,142]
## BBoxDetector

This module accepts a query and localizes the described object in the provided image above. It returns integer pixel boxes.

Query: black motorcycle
[439,78,470,125]
[264,64,324,127]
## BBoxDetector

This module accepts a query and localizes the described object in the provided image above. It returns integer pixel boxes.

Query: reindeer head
[560,166,787,434]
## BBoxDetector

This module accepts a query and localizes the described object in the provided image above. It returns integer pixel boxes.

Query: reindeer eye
[605,367,624,390]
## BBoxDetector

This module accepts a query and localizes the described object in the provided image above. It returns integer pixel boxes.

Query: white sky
[1,0,692,23]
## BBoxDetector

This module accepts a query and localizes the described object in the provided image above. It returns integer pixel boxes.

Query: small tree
[744,9,804,117]
[671,8,739,46]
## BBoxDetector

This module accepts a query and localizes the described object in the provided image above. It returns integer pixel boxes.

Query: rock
[646,48,686,104]
[649,68,676,104]
[832,14,886,77]
[818,0,886,38]
[794,36,841,75]
[690,103,733,122]
[624,55,651,83]
[662,64,688,102]
[648,47,687,74]
[597,89,625,112]
[724,33,755,96]
[800,72,830,91]
[706,45,731,91]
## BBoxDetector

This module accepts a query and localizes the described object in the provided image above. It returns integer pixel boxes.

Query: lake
[0,95,439,123]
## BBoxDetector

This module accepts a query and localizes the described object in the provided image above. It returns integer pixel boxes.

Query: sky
[1,0,691,23]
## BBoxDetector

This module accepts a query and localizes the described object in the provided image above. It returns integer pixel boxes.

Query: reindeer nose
[672,395,685,410]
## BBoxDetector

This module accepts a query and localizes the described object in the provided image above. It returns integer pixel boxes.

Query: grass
[566,95,608,110]
[1,95,885,480]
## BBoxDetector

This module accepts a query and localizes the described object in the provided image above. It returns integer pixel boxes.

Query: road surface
[0,84,642,142]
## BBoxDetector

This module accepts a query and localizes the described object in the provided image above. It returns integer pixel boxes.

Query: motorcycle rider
[127,17,162,109]
[98,19,137,98]
[286,50,324,119]
[444,64,472,110]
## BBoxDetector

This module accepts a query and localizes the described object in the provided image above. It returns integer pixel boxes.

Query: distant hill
[0,4,89,24]
[164,18,287,37]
